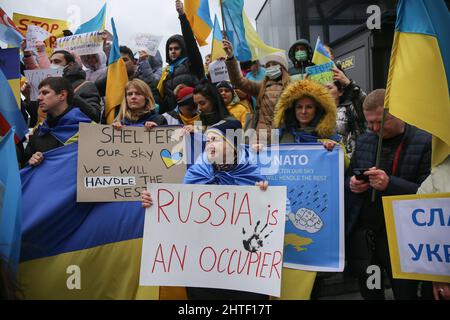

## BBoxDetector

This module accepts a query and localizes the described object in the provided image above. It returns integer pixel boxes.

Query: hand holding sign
[25,25,51,52]
[133,34,163,57]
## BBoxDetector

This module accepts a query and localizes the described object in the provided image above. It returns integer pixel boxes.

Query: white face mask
[266,65,282,80]
[50,63,64,71]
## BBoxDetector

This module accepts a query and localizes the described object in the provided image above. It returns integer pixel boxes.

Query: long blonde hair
[116,79,156,123]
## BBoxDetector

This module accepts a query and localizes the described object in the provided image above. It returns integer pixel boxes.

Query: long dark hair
[194,80,230,125]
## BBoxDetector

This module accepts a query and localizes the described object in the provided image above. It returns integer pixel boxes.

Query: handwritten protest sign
[13,13,69,56]
[209,59,230,83]
[306,61,334,85]
[139,183,286,297]
[56,31,104,56]
[24,68,64,101]
[77,123,187,202]
[133,33,163,57]
[25,25,51,52]
[256,144,345,272]
[383,193,450,283]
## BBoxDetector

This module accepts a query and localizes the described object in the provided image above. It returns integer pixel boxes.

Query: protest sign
[133,33,163,57]
[77,123,187,202]
[383,193,450,283]
[209,59,230,83]
[256,144,345,272]
[56,31,103,56]
[25,25,51,52]
[306,61,334,85]
[24,68,64,101]
[139,183,287,297]
[13,13,69,56]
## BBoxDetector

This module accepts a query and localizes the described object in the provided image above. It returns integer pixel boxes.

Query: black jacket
[345,124,431,236]
[21,106,91,167]
[160,14,205,113]
[64,64,102,122]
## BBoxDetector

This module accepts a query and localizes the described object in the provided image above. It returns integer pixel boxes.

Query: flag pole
[371,108,388,202]
[219,0,227,40]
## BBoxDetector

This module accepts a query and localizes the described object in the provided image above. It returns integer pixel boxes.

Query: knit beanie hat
[263,51,288,71]
[216,81,234,91]
[205,119,242,149]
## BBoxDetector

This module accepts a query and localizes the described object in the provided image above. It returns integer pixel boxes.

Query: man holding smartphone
[345,89,432,300]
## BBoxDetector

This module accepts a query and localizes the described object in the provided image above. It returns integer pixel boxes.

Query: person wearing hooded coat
[287,39,315,80]
[273,79,349,167]
[80,51,108,82]
[157,0,205,114]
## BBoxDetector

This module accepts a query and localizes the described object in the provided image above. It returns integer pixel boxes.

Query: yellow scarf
[157,67,169,97]
[179,113,200,126]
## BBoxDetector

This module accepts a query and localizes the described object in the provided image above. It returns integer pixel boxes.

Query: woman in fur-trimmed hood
[273,79,350,167]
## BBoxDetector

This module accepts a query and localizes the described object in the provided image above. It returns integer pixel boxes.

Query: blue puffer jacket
[344,124,431,236]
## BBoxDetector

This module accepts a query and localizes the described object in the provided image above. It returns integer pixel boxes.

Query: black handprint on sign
[242,220,273,253]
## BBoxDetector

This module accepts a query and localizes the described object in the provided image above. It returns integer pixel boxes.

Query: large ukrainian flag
[185,0,213,47]
[18,143,159,299]
[385,0,450,167]
[105,18,128,124]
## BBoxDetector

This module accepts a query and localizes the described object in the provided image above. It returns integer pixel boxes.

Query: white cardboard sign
[24,68,64,101]
[140,183,287,297]
[56,31,104,56]
[25,25,51,52]
[133,33,163,57]
[209,59,230,83]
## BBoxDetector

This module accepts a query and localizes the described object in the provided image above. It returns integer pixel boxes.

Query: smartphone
[353,168,370,182]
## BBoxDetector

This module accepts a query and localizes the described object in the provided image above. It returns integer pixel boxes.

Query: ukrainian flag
[184,0,213,47]
[105,18,128,124]
[222,1,283,62]
[0,48,28,143]
[242,11,284,61]
[18,143,159,299]
[312,36,332,65]
[210,15,226,61]
[74,3,106,35]
[385,0,450,167]
[222,0,252,61]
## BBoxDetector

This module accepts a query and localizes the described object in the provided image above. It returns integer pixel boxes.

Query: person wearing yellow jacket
[216,81,251,129]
